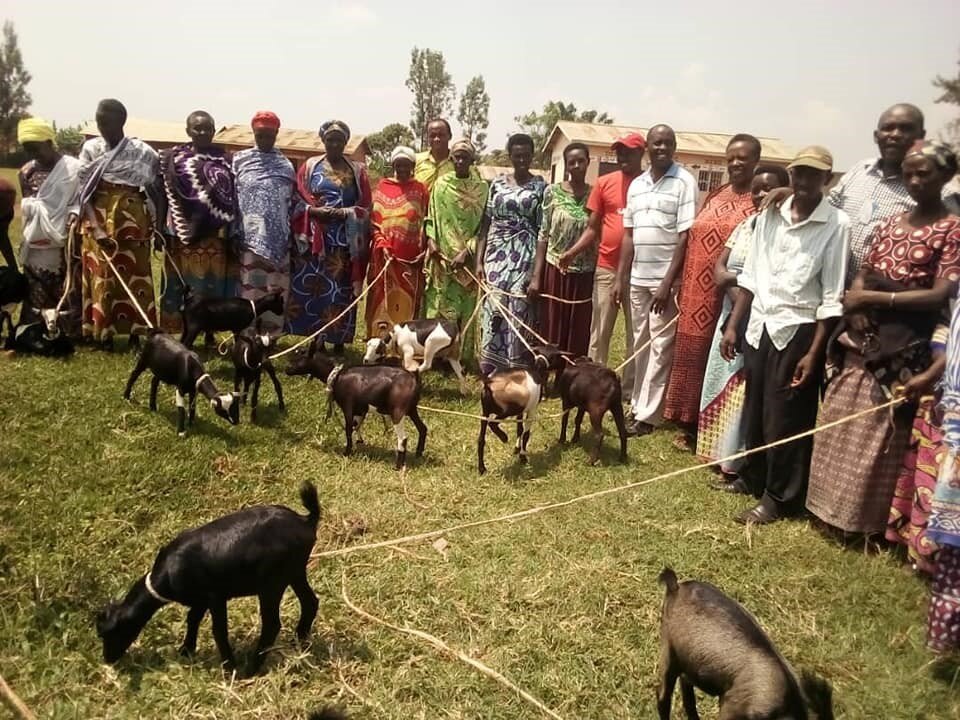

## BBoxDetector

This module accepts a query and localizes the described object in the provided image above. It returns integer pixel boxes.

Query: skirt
[538,262,592,358]
[239,250,290,336]
[423,263,478,363]
[160,233,235,335]
[287,246,355,344]
[364,251,424,338]
[479,287,535,374]
[928,546,960,653]
[806,354,914,534]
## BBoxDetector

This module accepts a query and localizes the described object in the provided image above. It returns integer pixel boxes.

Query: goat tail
[659,567,680,594]
[300,482,322,524]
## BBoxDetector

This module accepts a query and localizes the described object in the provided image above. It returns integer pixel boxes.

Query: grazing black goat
[123,330,240,435]
[286,351,427,470]
[4,308,74,357]
[96,482,322,675]
[477,358,548,475]
[0,266,28,342]
[657,568,834,720]
[181,287,284,348]
[557,357,627,465]
[231,330,284,422]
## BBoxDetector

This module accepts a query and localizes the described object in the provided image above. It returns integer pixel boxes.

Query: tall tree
[457,75,490,153]
[933,54,960,143]
[55,124,85,157]
[515,101,614,168]
[366,122,416,178]
[406,47,455,149]
[0,21,32,154]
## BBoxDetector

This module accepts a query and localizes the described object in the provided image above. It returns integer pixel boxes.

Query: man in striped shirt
[613,124,697,435]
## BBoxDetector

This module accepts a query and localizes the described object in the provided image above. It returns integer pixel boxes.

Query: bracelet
[890,292,896,309]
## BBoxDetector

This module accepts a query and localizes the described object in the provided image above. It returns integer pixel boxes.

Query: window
[551,163,557,183]
[697,169,725,192]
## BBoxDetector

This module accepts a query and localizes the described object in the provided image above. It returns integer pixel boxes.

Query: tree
[55,124,85,157]
[514,101,614,168]
[366,122,416,178]
[482,148,510,167]
[933,54,960,143]
[457,75,490,153]
[0,21,32,154]
[406,47,455,149]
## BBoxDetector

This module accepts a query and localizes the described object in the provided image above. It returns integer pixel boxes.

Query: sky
[7,0,960,168]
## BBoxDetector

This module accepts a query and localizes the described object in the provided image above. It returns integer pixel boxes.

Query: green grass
[2,164,960,719]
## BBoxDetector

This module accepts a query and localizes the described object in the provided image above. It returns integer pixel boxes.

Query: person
[663,134,762,448]
[613,125,696,436]
[0,179,16,269]
[159,111,238,336]
[530,142,593,357]
[807,141,960,536]
[699,165,791,482]
[232,111,296,336]
[476,133,546,373]
[17,118,82,324]
[559,133,646,398]
[289,120,371,352]
[423,138,488,363]
[364,146,429,336]
[720,146,849,525]
[76,99,160,349]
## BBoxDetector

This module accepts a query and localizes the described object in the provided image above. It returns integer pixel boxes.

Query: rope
[491,283,591,306]
[53,219,77,316]
[268,258,393,361]
[613,305,679,373]
[98,249,154,329]
[341,574,565,720]
[417,403,571,423]
[0,674,36,720]
[312,397,905,560]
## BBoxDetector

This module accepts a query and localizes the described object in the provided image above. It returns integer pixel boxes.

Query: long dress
[288,156,371,343]
[663,185,754,425]
[233,147,296,336]
[696,216,754,472]
[537,183,594,358]
[364,176,429,336]
[423,172,489,362]
[479,174,546,374]
[158,144,238,336]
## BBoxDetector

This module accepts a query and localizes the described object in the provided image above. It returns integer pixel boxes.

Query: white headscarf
[390,146,416,165]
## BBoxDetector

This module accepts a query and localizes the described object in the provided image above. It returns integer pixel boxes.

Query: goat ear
[95,604,116,635]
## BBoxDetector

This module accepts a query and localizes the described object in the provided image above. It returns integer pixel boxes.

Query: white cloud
[330,2,378,24]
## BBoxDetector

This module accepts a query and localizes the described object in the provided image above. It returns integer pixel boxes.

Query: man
[613,125,696,435]
[720,145,850,525]
[415,119,455,190]
[559,133,646,399]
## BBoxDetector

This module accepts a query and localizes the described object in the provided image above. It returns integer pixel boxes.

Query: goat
[230,330,285,422]
[524,343,573,395]
[657,567,834,720]
[180,287,284,348]
[123,330,241,436]
[477,359,548,475]
[286,352,427,470]
[363,318,468,393]
[96,482,321,676]
[4,308,74,357]
[307,708,348,720]
[557,358,627,465]
[0,266,28,343]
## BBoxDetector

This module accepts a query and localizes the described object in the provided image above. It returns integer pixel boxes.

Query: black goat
[96,483,322,675]
[123,330,240,435]
[0,266,28,343]
[477,359,548,475]
[286,352,427,470]
[181,287,284,348]
[4,308,74,357]
[231,330,285,422]
[557,357,627,465]
[657,568,834,720]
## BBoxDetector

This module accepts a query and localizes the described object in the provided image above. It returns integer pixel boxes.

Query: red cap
[251,111,281,131]
[612,133,646,150]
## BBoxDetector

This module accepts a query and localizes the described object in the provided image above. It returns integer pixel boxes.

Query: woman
[530,142,593,357]
[697,165,790,481]
[663,134,762,448]
[289,120,371,353]
[17,118,82,323]
[364,146,429,336]
[476,134,546,374]
[159,111,238,336]
[423,139,488,362]
[807,140,960,535]
[76,99,160,349]
[233,111,296,336]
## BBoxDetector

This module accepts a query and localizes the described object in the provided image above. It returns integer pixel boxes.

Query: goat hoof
[518,455,528,465]
[478,465,487,475]
[178,645,196,658]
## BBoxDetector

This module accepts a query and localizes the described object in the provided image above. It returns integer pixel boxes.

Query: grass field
[2,165,960,719]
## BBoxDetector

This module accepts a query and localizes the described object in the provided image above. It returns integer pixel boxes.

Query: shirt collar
[865,157,903,182]
[779,194,832,226]
[642,162,680,183]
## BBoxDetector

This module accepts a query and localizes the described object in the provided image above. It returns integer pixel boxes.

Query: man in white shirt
[614,125,697,435]
[720,145,850,525]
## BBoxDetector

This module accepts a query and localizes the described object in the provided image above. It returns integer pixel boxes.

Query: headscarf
[451,138,477,160]
[320,120,351,142]
[17,118,56,145]
[389,146,416,165]
[251,111,281,131]
[905,140,958,175]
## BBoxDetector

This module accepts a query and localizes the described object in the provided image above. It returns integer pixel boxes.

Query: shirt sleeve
[586,180,604,215]
[622,186,635,229]
[676,174,697,232]
[936,224,960,282]
[816,216,850,320]
[828,168,850,209]
[737,211,763,295]
[537,185,554,244]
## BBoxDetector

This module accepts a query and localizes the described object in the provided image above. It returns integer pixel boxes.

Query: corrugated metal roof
[80,118,187,144]
[545,121,794,162]
[476,165,549,182]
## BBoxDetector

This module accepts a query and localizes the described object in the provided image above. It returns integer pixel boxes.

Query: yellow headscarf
[17,117,56,145]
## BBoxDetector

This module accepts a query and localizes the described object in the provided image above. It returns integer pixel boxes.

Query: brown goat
[477,363,546,474]
[557,357,627,465]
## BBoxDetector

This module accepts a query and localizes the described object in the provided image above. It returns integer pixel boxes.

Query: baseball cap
[612,133,646,151]
[788,145,833,171]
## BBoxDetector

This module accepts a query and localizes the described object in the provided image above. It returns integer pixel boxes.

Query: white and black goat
[657,568,834,720]
[525,343,573,395]
[4,308,74,357]
[96,482,321,676]
[557,357,627,465]
[0,266,29,343]
[477,358,548,475]
[230,330,285,422]
[363,318,468,393]
[123,330,240,435]
[286,351,427,470]
[180,287,284,348]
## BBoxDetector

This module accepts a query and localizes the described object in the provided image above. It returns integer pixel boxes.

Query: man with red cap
[559,132,646,406]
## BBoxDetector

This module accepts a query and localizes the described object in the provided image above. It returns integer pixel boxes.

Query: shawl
[232,147,295,265]
[926,301,960,547]
[291,154,371,259]
[162,143,236,243]
[20,155,82,260]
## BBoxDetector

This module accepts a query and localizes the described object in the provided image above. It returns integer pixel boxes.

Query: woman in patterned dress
[475,134,546,374]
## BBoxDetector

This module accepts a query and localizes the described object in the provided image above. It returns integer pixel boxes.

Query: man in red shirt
[559,133,646,406]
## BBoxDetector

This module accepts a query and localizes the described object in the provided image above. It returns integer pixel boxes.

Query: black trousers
[740,325,821,516]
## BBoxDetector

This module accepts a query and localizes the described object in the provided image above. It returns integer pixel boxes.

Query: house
[542,121,795,204]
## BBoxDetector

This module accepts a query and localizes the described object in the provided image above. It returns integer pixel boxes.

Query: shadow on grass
[931,656,960,688]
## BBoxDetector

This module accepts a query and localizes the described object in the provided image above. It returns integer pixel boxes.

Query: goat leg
[516,420,527,464]
[250,373,262,423]
[589,408,604,466]
[123,355,149,401]
[175,390,188,436]
[343,409,354,456]
[611,401,628,463]
[409,407,427,457]
[572,408,586,443]
[478,419,488,475]
[393,417,408,471]
[179,605,207,657]
[559,402,571,444]
[233,367,242,394]
[188,392,198,426]
[656,645,678,720]
[291,571,319,643]
[679,678,701,720]
[264,362,285,412]
[148,376,161,411]
[250,587,284,674]
[208,599,237,672]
